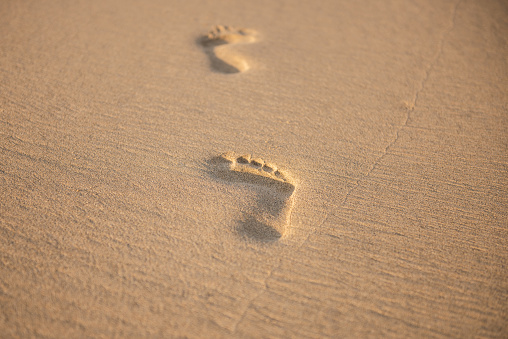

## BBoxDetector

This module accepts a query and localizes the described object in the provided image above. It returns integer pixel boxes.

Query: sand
[0,0,507,337]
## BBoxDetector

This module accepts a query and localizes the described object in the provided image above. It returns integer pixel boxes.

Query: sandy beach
[0,0,507,337]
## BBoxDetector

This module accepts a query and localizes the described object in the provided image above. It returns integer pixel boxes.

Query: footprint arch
[209,152,297,241]
[200,25,259,74]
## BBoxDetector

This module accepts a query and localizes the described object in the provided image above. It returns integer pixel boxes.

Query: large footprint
[200,25,258,74]
[210,152,297,241]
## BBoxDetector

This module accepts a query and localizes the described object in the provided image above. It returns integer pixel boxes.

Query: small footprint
[209,152,297,241]
[200,25,258,74]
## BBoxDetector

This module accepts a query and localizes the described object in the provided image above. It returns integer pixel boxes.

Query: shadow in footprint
[237,215,282,242]
[207,152,297,242]
[198,25,258,74]
[198,46,241,74]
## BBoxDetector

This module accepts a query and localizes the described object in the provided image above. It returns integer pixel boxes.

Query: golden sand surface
[0,0,506,337]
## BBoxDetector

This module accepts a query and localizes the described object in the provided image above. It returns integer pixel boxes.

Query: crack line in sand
[231,286,265,334]
[411,0,461,113]
[231,211,331,334]
[294,210,332,254]
[339,0,461,208]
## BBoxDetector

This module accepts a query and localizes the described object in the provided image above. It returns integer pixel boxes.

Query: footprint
[200,25,258,74]
[209,152,297,241]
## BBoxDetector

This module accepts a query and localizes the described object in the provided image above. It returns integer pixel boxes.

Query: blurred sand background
[0,0,507,337]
